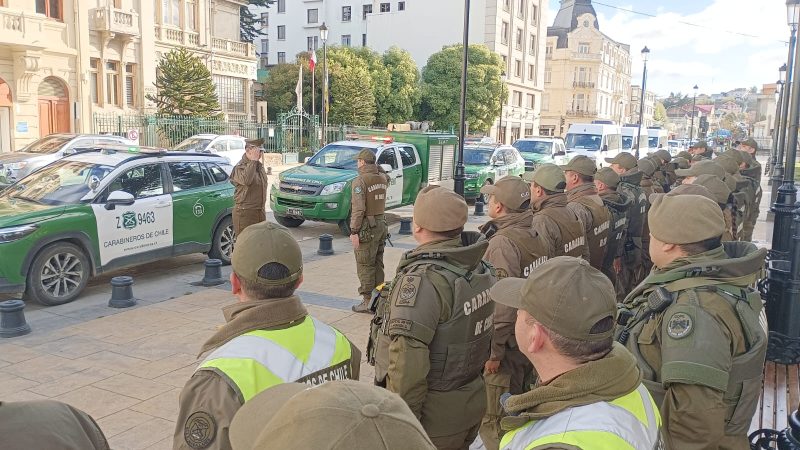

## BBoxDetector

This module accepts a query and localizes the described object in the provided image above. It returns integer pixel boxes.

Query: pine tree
[147,48,222,118]
[240,0,274,43]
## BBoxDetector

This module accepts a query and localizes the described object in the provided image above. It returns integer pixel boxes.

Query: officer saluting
[350,149,390,313]
[230,139,268,236]
[371,186,496,450]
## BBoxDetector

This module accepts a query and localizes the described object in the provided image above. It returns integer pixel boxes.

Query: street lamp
[689,85,698,142]
[773,18,797,193]
[498,70,506,144]
[319,22,329,145]
[635,46,650,157]
[771,64,788,181]
[454,0,471,198]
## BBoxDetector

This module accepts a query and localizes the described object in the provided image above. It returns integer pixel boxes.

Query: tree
[382,47,421,124]
[327,47,376,126]
[419,44,506,132]
[653,101,668,125]
[240,1,274,43]
[261,62,302,119]
[147,48,221,117]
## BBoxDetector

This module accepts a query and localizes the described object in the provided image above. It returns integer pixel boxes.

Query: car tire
[209,216,234,265]
[477,179,492,204]
[24,242,90,306]
[275,215,305,228]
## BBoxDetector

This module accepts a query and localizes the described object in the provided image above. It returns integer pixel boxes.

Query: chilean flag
[309,50,317,72]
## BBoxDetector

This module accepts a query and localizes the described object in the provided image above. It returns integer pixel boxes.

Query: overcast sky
[545,0,791,98]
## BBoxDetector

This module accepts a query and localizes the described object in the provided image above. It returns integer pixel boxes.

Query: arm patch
[395,275,422,307]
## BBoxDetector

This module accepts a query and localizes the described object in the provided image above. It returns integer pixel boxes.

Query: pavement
[0,155,777,449]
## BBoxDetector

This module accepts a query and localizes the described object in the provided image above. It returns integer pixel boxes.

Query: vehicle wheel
[209,216,234,265]
[275,215,305,228]
[25,242,90,306]
[477,179,492,204]
[338,214,351,236]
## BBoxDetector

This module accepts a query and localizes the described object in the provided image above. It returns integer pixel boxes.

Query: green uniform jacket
[230,155,268,210]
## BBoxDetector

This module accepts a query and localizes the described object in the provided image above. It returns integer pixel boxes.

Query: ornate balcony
[573,81,596,88]
[155,25,200,47]
[0,8,70,50]
[566,110,598,118]
[89,6,140,37]
[212,37,256,58]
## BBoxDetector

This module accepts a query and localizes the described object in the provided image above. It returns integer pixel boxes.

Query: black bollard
[474,200,485,216]
[108,276,137,308]
[398,217,412,235]
[200,259,226,286]
[0,300,31,338]
[318,234,334,255]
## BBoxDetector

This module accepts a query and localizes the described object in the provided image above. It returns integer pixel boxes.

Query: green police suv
[463,144,526,202]
[0,147,235,305]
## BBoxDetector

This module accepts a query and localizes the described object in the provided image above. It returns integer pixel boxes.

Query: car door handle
[155,200,172,208]
[395,173,403,178]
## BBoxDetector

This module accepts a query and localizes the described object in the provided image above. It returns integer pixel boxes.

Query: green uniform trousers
[479,349,533,450]
[233,208,266,237]
[354,219,388,297]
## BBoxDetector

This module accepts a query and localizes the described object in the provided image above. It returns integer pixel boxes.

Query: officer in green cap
[688,140,713,159]
[0,400,111,450]
[617,194,767,449]
[370,185,496,450]
[735,142,763,242]
[522,164,587,260]
[350,148,390,313]
[561,156,611,271]
[491,257,663,450]
[691,174,737,241]
[716,155,755,241]
[594,167,632,296]
[476,176,547,450]
[174,222,361,450]
[231,138,268,236]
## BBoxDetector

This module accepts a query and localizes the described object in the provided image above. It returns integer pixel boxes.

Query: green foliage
[147,48,221,118]
[240,0,274,43]
[261,63,302,119]
[653,102,668,125]
[327,47,376,126]
[419,44,506,132]
[382,47,421,125]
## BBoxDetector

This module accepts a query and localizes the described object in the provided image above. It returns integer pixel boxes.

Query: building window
[106,61,120,106]
[362,33,367,46]
[398,1,405,11]
[578,42,590,54]
[574,93,586,111]
[342,6,351,21]
[545,45,553,58]
[363,4,372,19]
[544,68,551,83]
[185,0,196,30]
[261,38,269,55]
[125,64,136,107]
[516,0,525,18]
[89,58,100,104]
[515,29,523,50]
[277,25,286,40]
[501,22,509,45]
[307,8,318,24]
[260,56,269,68]
[528,64,534,81]
[213,75,245,114]
[513,91,523,107]
[503,0,510,11]
[380,2,390,12]
[514,60,522,78]
[261,12,269,26]
[35,0,62,20]
[277,52,286,64]
[277,0,285,13]
[526,94,534,109]
[160,0,179,26]
[542,93,550,111]
[531,4,537,25]
[529,35,536,56]
[341,35,351,47]
[307,36,318,51]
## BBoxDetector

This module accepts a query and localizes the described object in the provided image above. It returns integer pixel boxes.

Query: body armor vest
[360,171,388,216]
[495,227,549,278]
[572,197,611,270]
[537,207,586,258]
[617,181,647,241]
[601,194,630,272]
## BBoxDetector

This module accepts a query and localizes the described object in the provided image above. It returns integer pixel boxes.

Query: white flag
[295,65,303,110]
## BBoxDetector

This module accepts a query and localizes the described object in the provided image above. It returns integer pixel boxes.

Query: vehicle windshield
[565,133,602,151]
[3,161,115,205]
[20,135,73,154]
[464,148,494,165]
[668,142,679,148]
[307,144,370,170]
[174,137,213,152]
[513,140,552,156]
[621,136,635,150]
[648,137,659,148]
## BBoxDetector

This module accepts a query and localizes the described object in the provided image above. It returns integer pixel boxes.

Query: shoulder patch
[389,318,413,332]
[666,312,694,339]
[184,411,216,449]
[395,275,421,307]
[495,268,508,279]
[354,186,362,194]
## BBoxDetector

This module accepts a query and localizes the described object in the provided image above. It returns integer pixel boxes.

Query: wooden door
[54,100,69,133]
[39,100,52,136]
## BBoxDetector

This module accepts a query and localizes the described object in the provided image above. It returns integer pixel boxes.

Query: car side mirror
[602,144,608,152]
[380,163,393,173]
[88,175,101,192]
[105,190,135,210]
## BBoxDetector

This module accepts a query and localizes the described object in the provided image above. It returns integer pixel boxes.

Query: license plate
[286,208,304,217]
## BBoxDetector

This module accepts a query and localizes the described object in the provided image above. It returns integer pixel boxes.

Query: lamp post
[771,64,788,182]
[689,85,698,142]
[498,70,506,144]
[319,22,329,145]
[635,46,650,158]
[454,0,471,198]
[773,21,796,193]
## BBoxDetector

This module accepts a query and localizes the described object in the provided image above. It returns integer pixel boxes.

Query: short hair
[236,263,298,299]
[433,227,464,239]
[577,173,594,184]
[530,315,614,363]
[677,236,723,256]
[533,182,564,196]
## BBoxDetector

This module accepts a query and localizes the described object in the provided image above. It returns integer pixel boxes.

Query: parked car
[464,136,496,145]
[667,140,683,155]
[463,145,526,202]
[0,146,234,306]
[512,137,567,171]
[173,134,248,164]
[0,134,134,186]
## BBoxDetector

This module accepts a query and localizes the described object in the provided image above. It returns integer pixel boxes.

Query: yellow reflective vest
[197,316,354,402]
[500,384,663,450]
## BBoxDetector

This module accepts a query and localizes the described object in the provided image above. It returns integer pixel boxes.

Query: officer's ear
[231,272,243,296]
[295,274,304,289]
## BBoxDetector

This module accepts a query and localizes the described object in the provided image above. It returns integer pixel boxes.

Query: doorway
[37,77,70,137]
[0,78,11,152]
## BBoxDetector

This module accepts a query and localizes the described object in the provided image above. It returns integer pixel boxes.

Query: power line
[592,1,789,44]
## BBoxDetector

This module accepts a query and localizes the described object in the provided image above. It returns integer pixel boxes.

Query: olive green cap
[741,150,757,165]
[741,137,759,151]
[560,155,597,177]
[675,160,725,178]
[648,194,725,244]
[413,185,467,232]
[489,256,617,342]
[245,138,264,147]
[595,167,620,189]
[232,222,302,287]
[667,183,716,202]
[671,157,690,170]
[353,148,376,163]
[522,163,566,192]
[637,158,659,177]
[480,176,531,210]
[604,152,637,170]
[692,174,732,204]
[722,149,744,166]
[229,381,436,450]
[676,151,692,160]
[689,140,708,150]
[714,155,739,175]
[654,149,672,163]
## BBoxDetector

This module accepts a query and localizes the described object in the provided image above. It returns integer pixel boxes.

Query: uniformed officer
[371,185,496,450]
[561,156,610,270]
[650,149,673,192]
[350,148,390,313]
[617,194,767,449]
[174,222,361,450]
[638,157,665,195]
[594,167,631,295]
[0,400,111,450]
[692,174,736,241]
[477,177,547,450]
[716,155,755,241]
[675,159,727,185]
[688,140,714,159]
[230,138,268,236]
[228,381,437,450]
[669,157,690,188]
[735,141,763,242]
[522,164,588,259]
[676,150,692,161]
[490,257,663,450]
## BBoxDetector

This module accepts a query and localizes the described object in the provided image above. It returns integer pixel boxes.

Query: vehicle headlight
[7,162,28,170]
[320,182,346,196]
[465,173,479,179]
[0,224,38,243]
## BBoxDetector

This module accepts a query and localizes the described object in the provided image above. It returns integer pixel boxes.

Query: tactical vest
[198,317,354,402]
[360,170,388,217]
[537,207,586,258]
[495,227,549,278]
[572,196,611,270]
[601,195,629,273]
[500,384,663,450]
[729,192,747,240]
[617,181,647,241]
